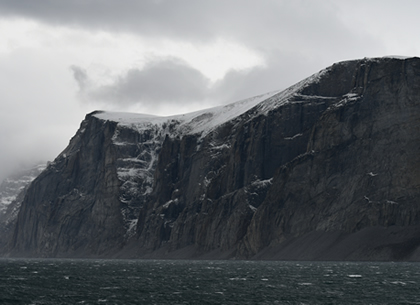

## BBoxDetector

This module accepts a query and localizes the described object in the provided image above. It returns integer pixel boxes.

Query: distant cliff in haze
[0,164,46,250]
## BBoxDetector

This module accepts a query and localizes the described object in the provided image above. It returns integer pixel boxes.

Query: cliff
[5,56,420,260]
[0,164,46,251]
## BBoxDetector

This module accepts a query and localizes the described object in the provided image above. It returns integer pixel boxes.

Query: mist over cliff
[3,56,420,261]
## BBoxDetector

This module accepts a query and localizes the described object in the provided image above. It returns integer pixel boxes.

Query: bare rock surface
[4,57,420,261]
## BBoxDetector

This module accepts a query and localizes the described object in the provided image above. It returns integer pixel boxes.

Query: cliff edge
[5,56,420,261]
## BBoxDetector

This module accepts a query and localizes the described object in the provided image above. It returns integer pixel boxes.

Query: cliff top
[92,56,416,137]
[92,90,280,137]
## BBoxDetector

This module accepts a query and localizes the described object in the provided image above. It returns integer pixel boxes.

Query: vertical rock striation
[240,57,420,260]
[9,116,125,257]
[6,57,420,260]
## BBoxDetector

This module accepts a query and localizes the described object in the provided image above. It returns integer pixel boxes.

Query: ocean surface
[1,258,420,304]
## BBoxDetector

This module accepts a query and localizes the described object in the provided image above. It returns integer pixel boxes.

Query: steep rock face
[136,99,332,256]
[240,57,420,260]
[7,56,420,260]
[9,117,126,257]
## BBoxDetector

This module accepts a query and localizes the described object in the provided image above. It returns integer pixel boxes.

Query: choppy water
[1,259,420,304]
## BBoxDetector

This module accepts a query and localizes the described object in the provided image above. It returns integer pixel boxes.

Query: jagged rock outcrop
[5,56,420,260]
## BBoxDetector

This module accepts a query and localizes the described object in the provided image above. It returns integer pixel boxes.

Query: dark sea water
[1,259,420,304]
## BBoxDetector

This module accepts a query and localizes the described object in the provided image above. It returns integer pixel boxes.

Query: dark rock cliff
[240,57,420,260]
[5,57,420,261]
[8,117,125,257]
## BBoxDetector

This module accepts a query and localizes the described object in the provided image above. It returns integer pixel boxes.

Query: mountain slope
[6,56,420,260]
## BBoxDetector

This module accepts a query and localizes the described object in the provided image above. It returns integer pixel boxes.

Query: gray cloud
[70,65,89,91]
[73,51,328,110]
[75,58,210,107]
[0,0,382,54]
[1,0,386,105]
[0,0,221,40]
[0,0,387,106]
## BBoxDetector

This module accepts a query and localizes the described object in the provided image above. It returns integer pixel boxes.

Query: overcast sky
[0,0,419,181]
